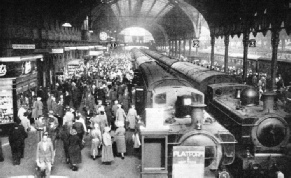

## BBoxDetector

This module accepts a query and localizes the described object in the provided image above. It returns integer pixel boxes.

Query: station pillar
[224,35,229,73]
[210,35,215,70]
[188,38,192,56]
[270,28,280,92]
[171,40,173,57]
[242,32,250,82]
[183,38,186,57]
[175,38,178,57]
[178,38,181,59]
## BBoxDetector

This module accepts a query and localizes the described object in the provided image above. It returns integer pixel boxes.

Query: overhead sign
[0,64,7,76]
[12,44,35,49]
[76,46,89,50]
[192,39,200,48]
[249,39,256,47]
[51,48,64,54]
[0,61,37,78]
[64,47,77,51]
[173,146,205,178]
[89,51,103,56]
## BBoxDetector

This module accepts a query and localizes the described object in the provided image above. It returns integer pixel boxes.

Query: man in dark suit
[73,116,85,141]
[8,119,27,165]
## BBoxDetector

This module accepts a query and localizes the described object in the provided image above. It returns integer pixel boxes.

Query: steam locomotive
[130,48,236,178]
[141,48,291,177]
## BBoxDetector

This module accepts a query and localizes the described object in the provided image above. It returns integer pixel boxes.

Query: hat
[115,121,124,128]
[94,123,99,129]
[15,117,21,124]
[70,128,77,135]
[104,126,111,132]
[99,106,105,112]
[49,117,55,122]
[48,110,54,115]
[43,132,48,137]
[23,112,29,117]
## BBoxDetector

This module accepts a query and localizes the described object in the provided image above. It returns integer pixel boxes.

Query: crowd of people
[7,50,144,177]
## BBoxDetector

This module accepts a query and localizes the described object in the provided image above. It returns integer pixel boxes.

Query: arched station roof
[67,0,290,43]
[3,0,289,43]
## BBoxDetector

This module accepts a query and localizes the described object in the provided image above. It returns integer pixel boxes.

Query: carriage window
[191,92,203,104]
[155,93,167,104]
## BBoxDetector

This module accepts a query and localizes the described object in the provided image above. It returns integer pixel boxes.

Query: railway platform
[0,127,140,178]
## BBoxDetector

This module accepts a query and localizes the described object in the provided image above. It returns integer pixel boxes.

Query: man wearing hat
[47,110,59,152]
[36,132,54,177]
[8,118,27,165]
[68,128,82,171]
[20,112,31,132]
[63,106,74,127]
[73,111,86,141]
[32,97,43,120]
[35,115,46,143]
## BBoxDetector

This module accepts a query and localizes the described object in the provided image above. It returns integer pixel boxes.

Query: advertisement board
[0,61,37,78]
[173,146,205,178]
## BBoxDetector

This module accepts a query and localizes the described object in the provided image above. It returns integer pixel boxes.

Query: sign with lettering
[12,44,35,49]
[64,47,77,51]
[193,39,200,48]
[0,64,7,76]
[173,146,205,178]
[51,48,64,54]
[89,51,103,56]
[0,61,37,78]
[249,39,256,47]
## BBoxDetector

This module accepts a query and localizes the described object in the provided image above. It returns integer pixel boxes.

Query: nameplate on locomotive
[172,146,205,178]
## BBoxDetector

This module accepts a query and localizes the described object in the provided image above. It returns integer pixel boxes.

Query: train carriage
[141,49,291,177]
[131,48,236,178]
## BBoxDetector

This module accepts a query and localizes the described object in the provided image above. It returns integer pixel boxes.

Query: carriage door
[135,87,145,115]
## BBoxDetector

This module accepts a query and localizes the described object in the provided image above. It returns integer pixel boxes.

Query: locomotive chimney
[190,104,206,130]
[262,92,276,113]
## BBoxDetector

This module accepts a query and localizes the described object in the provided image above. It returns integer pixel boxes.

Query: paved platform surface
[0,127,141,178]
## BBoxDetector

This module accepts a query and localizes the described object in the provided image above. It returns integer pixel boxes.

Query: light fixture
[89,30,93,33]
[62,23,72,28]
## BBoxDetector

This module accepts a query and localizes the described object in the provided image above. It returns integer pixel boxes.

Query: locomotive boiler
[130,48,236,178]
[141,49,291,177]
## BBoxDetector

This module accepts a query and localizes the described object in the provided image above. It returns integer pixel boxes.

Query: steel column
[189,38,192,57]
[178,38,181,59]
[210,35,215,70]
[270,29,280,92]
[224,35,229,73]
[242,32,250,82]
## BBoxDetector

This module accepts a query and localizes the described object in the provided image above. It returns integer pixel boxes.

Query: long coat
[47,97,53,111]
[84,94,95,111]
[32,100,43,118]
[36,140,54,163]
[90,128,102,156]
[126,108,137,130]
[115,127,126,153]
[51,100,58,115]
[116,108,126,122]
[102,132,114,162]
[8,124,27,153]
[55,103,64,117]
[59,125,71,159]
[68,134,82,164]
